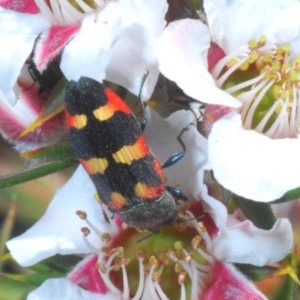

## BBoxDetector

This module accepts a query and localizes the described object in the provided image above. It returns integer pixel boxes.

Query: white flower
[0,0,167,106]
[157,0,300,201]
[7,109,292,299]
[0,0,167,150]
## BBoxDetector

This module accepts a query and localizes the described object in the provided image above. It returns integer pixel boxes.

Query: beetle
[65,77,187,231]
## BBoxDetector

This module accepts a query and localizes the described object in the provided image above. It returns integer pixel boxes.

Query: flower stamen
[213,36,300,138]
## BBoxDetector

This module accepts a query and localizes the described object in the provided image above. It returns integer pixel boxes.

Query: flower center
[212,36,300,138]
[78,205,215,299]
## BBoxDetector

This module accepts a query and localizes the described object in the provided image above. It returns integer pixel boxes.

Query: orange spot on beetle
[135,182,165,200]
[108,192,127,210]
[66,110,87,129]
[93,87,132,121]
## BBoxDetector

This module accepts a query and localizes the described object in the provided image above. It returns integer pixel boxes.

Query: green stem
[0,159,77,189]
[233,195,276,230]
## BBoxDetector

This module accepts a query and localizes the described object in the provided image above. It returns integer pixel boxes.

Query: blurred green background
[0,137,72,299]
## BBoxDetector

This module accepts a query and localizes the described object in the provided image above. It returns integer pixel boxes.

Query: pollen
[87,204,216,299]
[213,36,300,138]
[74,201,216,299]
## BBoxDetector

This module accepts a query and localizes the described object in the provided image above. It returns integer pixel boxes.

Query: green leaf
[30,254,81,274]
[233,195,276,230]
[271,186,300,203]
[273,274,300,300]
[235,263,277,281]
[2,271,61,286]
[0,275,32,300]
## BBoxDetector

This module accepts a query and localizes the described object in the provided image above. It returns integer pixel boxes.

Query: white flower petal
[27,278,119,300]
[61,0,167,100]
[61,10,120,84]
[201,186,293,265]
[157,19,241,108]
[145,108,210,199]
[264,2,300,46]
[0,8,50,104]
[208,112,300,201]
[213,217,293,266]
[204,0,299,52]
[200,185,228,234]
[105,0,168,100]
[6,166,110,267]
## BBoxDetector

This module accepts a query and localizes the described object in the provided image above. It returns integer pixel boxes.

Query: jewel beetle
[65,77,186,231]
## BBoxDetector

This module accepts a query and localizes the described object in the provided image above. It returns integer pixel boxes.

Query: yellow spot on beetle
[93,104,115,122]
[112,136,149,165]
[80,157,108,175]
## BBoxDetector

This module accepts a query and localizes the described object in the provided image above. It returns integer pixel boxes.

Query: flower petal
[212,216,293,266]
[27,278,119,300]
[68,254,108,294]
[60,9,121,84]
[0,0,39,14]
[34,25,80,72]
[0,88,65,151]
[105,0,168,100]
[157,19,241,107]
[144,108,210,200]
[208,112,300,201]
[203,261,267,300]
[200,185,293,265]
[61,0,168,100]
[6,166,110,267]
[204,0,299,53]
[0,7,50,104]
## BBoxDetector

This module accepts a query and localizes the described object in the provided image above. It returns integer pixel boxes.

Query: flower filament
[75,205,216,299]
[213,36,300,138]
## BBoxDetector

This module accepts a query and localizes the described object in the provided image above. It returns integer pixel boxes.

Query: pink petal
[0,0,39,14]
[68,254,108,294]
[189,201,219,237]
[35,25,80,72]
[203,261,267,300]
[207,42,226,72]
[0,87,65,149]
